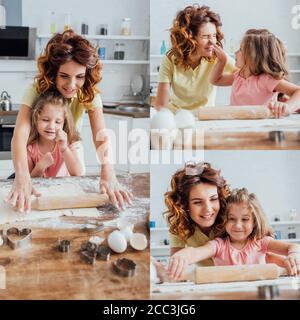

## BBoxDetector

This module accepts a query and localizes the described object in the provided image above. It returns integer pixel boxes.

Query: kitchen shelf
[281,238,300,243]
[101,60,149,65]
[151,245,170,250]
[151,227,168,232]
[150,54,165,59]
[37,34,149,40]
[270,221,300,226]
[290,69,300,73]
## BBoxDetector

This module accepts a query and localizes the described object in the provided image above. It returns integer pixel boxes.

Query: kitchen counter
[0,173,150,300]
[103,106,149,118]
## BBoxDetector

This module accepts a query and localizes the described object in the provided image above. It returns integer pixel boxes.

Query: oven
[0,114,16,160]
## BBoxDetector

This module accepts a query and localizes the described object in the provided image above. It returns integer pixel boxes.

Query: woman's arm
[168,243,215,281]
[88,107,133,210]
[269,80,300,117]
[5,105,41,213]
[154,82,171,111]
[210,44,235,86]
[267,239,300,275]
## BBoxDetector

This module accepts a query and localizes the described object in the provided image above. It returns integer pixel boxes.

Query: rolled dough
[0,183,100,225]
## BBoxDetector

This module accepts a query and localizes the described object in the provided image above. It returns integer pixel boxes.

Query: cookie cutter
[80,241,98,265]
[6,227,32,250]
[97,245,111,261]
[113,258,136,277]
[58,239,71,252]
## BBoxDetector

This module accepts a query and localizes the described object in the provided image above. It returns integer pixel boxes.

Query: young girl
[168,188,300,281]
[27,93,85,177]
[210,29,300,118]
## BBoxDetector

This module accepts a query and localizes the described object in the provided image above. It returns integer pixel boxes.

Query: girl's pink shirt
[230,71,281,106]
[27,141,83,177]
[209,236,273,266]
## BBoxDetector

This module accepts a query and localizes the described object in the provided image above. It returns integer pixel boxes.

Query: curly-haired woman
[155,4,236,113]
[163,162,293,281]
[5,30,132,213]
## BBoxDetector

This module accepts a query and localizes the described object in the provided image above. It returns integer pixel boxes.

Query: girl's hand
[212,43,227,65]
[100,172,133,211]
[284,252,300,276]
[167,249,192,281]
[55,128,68,152]
[267,101,291,118]
[4,174,41,213]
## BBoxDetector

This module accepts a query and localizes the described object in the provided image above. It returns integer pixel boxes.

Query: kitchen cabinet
[0,160,14,179]
[81,112,149,174]
[150,226,170,259]
[270,220,300,244]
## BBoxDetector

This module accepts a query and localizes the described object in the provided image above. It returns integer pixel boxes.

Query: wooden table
[203,131,300,150]
[151,278,300,300]
[0,173,150,300]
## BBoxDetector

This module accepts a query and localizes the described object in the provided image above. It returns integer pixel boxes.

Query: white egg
[175,109,195,128]
[107,230,127,253]
[130,233,148,251]
[150,109,176,130]
[120,226,133,242]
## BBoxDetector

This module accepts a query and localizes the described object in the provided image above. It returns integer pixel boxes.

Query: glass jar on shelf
[121,18,131,35]
[100,24,108,35]
[287,226,297,239]
[114,42,125,60]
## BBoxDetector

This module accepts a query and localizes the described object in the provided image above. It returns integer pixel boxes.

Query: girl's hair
[215,188,274,240]
[240,29,288,80]
[167,4,223,69]
[35,29,101,108]
[28,92,80,146]
[164,162,230,240]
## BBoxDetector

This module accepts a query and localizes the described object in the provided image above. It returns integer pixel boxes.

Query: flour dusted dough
[0,183,99,224]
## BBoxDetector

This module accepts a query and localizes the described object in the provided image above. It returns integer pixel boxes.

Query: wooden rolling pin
[198,106,272,120]
[31,193,110,210]
[183,264,287,284]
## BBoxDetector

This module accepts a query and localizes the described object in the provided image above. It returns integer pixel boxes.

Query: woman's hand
[267,101,291,118]
[167,248,193,281]
[284,252,300,276]
[4,174,41,213]
[212,43,227,65]
[100,169,133,211]
[55,128,68,152]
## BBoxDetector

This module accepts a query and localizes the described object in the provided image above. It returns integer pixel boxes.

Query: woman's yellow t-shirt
[169,225,215,266]
[21,84,103,131]
[158,54,236,113]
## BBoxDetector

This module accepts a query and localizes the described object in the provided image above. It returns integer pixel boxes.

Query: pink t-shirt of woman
[230,71,281,106]
[27,141,84,178]
[209,236,273,266]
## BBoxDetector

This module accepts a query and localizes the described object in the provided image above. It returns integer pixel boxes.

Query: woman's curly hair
[167,4,224,69]
[164,162,230,241]
[35,29,102,108]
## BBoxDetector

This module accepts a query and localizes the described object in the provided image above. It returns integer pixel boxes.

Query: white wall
[0,0,150,104]
[150,0,300,104]
[150,0,300,54]
[150,150,300,227]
